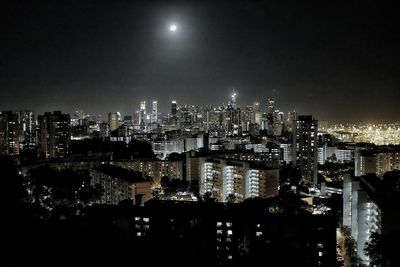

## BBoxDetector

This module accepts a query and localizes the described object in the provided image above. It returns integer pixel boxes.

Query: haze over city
[2,0,400,123]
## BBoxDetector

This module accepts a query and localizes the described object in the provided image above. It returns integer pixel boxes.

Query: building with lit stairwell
[343,173,400,266]
[200,158,279,202]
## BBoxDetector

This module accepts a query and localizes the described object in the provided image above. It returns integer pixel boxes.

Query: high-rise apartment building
[293,115,318,186]
[354,147,400,177]
[0,111,20,156]
[38,111,71,158]
[343,175,382,265]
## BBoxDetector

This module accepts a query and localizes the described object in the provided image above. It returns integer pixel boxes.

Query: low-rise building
[90,164,152,205]
[114,159,183,187]
[200,158,279,202]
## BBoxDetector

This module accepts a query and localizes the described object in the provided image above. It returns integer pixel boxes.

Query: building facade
[38,111,71,158]
[200,158,279,202]
[0,111,20,156]
[293,115,318,186]
[90,164,152,205]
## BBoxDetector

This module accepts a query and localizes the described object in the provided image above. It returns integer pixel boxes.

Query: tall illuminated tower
[171,101,177,117]
[253,101,262,125]
[266,98,275,133]
[230,91,237,108]
[108,112,120,131]
[139,101,146,123]
[225,92,241,136]
[151,101,158,123]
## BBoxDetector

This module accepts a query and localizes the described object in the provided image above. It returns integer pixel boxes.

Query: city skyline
[2,1,400,123]
[3,2,400,267]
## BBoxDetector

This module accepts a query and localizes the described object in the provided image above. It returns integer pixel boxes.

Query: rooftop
[93,164,149,183]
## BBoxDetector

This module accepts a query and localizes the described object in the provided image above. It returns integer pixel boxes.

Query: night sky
[1,0,400,123]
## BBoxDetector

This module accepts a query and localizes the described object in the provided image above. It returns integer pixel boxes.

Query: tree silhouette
[127,139,155,158]
[341,226,366,267]
[226,193,236,203]
[365,231,400,267]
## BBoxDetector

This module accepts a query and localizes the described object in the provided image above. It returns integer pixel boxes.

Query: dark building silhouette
[37,111,71,158]
[80,199,337,267]
[0,111,20,156]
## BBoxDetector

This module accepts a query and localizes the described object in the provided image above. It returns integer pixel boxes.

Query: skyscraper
[252,101,262,125]
[171,101,177,125]
[140,101,146,112]
[0,111,20,156]
[293,115,318,186]
[151,101,158,123]
[230,91,237,108]
[108,112,120,132]
[266,98,275,134]
[225,96,241,136]
[138,101,146,129]
[38,111,71,158]
[272,110,284,136]
[243,106,253,132]
[285,110,298,133]
[16,110,35,150]
[171,101,177,117]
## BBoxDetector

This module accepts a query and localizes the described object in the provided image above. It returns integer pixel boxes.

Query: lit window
[227,230,233,236]
[143,217,149,223]
[318,252,323,257]
[256,231,263,236]
[217,222,223,227]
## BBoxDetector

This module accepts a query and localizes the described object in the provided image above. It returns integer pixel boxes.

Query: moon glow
[169,24,177,32]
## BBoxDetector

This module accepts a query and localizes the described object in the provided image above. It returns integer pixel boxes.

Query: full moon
[169,24,177,32]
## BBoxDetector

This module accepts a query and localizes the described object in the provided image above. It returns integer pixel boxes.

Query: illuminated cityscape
[326,123,400,145]
[2,1,400,267]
